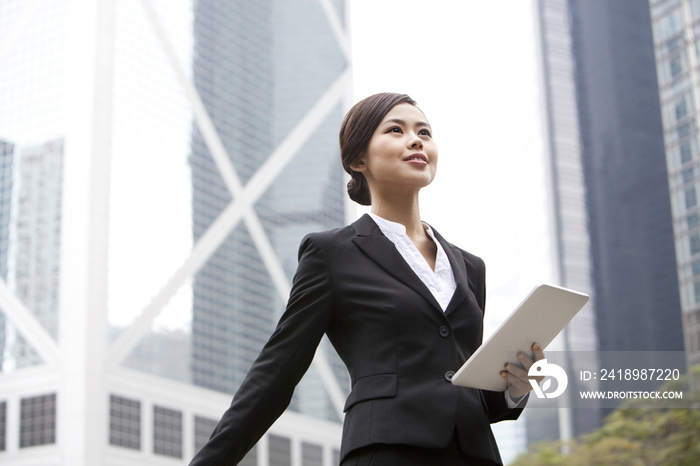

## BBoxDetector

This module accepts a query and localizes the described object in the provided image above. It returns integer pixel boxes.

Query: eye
[419,128,432,137]
[388,126,402,133]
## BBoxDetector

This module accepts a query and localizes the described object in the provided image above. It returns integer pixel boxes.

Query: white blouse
[368,213,456,311]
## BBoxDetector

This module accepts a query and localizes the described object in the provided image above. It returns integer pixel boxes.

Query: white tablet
[450,284,589,391]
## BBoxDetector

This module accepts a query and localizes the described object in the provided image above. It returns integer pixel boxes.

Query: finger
[502,368,534,398]
[500,370,529,389]
[532,342,545,361]
[516,352,544,384]
[507,360,544,386]
[503,362,529,383]
[517,351,535,371]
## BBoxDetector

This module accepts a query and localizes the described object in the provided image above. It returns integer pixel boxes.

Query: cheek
[429,145,438,167]
[366,140,397,165]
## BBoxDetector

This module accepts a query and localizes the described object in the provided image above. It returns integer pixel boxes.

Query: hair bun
[347,177,371,206]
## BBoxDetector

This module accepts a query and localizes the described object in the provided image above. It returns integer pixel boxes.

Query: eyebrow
[382,118,431,129]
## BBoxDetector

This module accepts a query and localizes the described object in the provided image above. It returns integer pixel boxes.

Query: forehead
[380,103,429,125]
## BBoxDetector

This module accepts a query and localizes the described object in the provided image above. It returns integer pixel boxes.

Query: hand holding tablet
[451,284,589,392]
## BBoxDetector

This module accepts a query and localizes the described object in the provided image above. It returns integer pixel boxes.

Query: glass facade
[567,0,682,359]
[193,415,217,454]
[0,141,12,373]
[10,139,64,369]
[535,0,601,443]
[650,0,700,366]
[107,0,350,420]
[19,393,56,448]
[186,0,348,421]
[153,405,183,458]
[269,434,292,466]
[0,400,5,451]
[0,0,349,463]
[109,395,141,450]
[536,0,685,444]
[0,0,70,373]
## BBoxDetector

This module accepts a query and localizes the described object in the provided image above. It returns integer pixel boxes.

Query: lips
[404,153,428,164]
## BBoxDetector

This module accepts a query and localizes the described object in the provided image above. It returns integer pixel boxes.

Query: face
[351,103,438,194]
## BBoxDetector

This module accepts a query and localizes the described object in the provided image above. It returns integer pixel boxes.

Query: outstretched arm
[189,234,335,466]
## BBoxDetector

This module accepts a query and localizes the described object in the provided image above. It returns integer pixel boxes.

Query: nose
[409,133,423,150]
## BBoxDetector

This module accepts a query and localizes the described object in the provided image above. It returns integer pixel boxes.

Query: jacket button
[439,326,450,338]
[445,371,455,382]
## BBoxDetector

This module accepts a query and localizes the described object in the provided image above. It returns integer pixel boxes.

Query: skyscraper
[568,0,682,357]
[649,0,700,368]
[535,0,684,444]
[0,140,13,374]
[534,0,601,444]
[186,1,349,423]
[0,0,351,464]
[8,139,64,370]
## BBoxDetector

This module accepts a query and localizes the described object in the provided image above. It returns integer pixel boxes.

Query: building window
[689,213,700,229]
[20,393,56,448]
[681,142,693,164]
[691,233,700,255]
[659,8,682,40]
[154,405,182,458]
[684,168,695,183]
[692,0,700,19]
[302,441,323,466]
[109,395,141,450]
[194,415,217,454]
[670,56,682,77]
[686,187,697,209]
[0,400,6,451]
[193,415,257,465]
[240,446,258,466]
[668,37,680,52]
[678,123,690,139]
[269,434,291,466]
[676,99,688,120]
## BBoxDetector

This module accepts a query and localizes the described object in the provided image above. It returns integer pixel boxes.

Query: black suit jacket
[189,214,524,466]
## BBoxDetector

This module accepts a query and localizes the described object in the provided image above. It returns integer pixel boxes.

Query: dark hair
[339,93,418,205]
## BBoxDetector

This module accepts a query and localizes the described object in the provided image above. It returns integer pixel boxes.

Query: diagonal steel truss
[0,0,352,418]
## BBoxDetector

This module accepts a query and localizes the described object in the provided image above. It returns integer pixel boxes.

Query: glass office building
[534,0,600,444]
[535,0,684,445]
[649,0,700,368]
[0,0,351,464]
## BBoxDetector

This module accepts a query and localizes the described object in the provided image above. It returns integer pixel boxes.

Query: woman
[189,93,543,466]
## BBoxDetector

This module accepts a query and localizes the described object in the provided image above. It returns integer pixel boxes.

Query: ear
[349,154,367,173]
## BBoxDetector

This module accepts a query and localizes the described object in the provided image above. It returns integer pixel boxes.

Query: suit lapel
[351,214,443,313]
[430,227,470,316]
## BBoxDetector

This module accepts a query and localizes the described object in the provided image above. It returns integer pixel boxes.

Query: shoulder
[445,241,486,284]
[302,223,355,243]
[297,224,356,260]
[456,246,485,277]
[430,226,485,277]
[298,214,379,256]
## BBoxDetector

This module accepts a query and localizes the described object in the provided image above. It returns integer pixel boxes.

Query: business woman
[188,93,544,466]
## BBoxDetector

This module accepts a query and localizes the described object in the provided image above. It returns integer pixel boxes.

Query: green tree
[509,365,700,466]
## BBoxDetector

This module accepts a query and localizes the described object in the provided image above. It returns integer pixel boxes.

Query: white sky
[348,0,555,327]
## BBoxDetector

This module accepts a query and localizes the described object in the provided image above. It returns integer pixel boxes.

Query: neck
[370,190,424,237]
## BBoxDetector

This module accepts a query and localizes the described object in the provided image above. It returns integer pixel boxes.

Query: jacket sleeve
[189,233,335,466]
[482,390,526,423]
